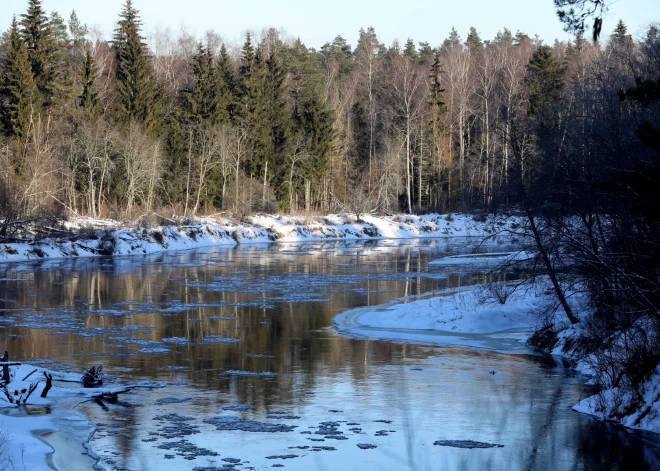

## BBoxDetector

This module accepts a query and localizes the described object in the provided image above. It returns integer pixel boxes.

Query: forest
[1,0,660,402]
[0,0,653,219]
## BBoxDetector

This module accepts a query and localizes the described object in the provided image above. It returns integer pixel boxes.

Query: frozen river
[1,238,659,470]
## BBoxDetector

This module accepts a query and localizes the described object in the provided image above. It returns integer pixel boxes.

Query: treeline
[0,0,657,222]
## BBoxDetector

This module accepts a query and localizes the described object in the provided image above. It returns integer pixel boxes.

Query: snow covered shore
[334,279,660,436]
[0,363,159,470]
[0,213,513,263]
[0,364,104,470]
[333,281,549,353]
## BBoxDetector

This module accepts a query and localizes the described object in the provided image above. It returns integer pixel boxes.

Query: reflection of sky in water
[1,238,660,470]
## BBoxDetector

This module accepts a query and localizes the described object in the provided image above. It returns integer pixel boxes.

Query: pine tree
[112,0,165,128]
[514,30,531,46]
[320,36,354,76]
[1,17,38,143]
[494,28,514,45]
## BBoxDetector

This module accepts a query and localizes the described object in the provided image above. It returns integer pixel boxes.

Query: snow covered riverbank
[0,362,160,470]
[333,281,549,353]
[0,213,514,263]
[334,276,660,437]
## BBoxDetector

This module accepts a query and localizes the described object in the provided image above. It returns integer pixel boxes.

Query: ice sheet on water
[155,397,191,405]
[159,303,227,313]
[224,370,275,377]
[138,347,170,354]
[203,336,241,344]
[434,440,504,449]
[162,337,190,345]
[204,415,297,433]
[222,404,253,412]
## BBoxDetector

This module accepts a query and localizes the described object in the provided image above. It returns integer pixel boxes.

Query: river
[1,238,659,470]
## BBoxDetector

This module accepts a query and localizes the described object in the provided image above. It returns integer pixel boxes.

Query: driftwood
[0,355,135,407]
[82,365,104,387]
[41,372,53,398]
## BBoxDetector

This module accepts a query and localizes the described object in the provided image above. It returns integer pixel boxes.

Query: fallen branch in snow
[22,369,38,381]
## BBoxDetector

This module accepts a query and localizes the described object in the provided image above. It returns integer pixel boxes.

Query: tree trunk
[526,208,580,324]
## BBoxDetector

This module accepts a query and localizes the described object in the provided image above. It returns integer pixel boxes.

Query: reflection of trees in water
[1,239,487,375]
[576,420,660,470]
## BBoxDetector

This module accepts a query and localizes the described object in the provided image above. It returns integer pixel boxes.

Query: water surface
[1,238,659,470]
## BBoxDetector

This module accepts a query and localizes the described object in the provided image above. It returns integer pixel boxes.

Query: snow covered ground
[0,213,515,263]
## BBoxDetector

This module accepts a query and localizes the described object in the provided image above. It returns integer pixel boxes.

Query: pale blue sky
[1,0,658,49]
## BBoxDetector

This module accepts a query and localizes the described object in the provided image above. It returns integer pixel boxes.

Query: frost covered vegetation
[1,0,660,438]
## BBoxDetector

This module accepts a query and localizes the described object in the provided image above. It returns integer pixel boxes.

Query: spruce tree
[429,51,447,138]
[266,48,291,175]
[526,45,566,121]
[218,43,238,121]
[417,42,433,65]
[47,12,74,113]
[466,27,483,51]
[1,17,38,143]
[79,47,100,116]
[443,28,461,49]
[299,96,334,180]
[20,0,51,100]
[611,19,630,47]
[112,0,165,128]
[238,35,271,177]
[184,43,224,124]
[403,38,417,61]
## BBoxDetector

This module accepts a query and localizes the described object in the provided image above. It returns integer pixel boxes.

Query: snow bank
[572,365,660,433]
[333,282,556,352]
[0,213,516,263]
[334,277,660,435]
